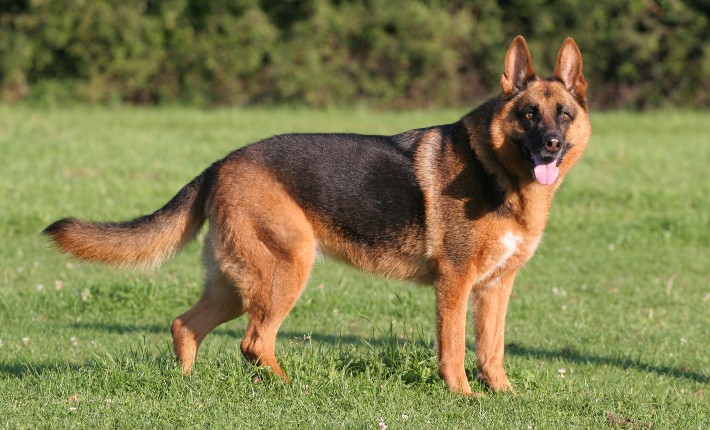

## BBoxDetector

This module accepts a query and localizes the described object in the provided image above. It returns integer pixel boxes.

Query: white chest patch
[478,231,523,284]
[501,231,522,255]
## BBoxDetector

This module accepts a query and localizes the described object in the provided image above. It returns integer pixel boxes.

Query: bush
[1,0,708,108]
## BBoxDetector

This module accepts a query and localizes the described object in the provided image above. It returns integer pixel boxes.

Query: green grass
[0,106,708,429]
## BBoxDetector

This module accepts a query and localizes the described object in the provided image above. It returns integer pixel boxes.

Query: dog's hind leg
[232,209,315,381]
[187,162,317,380]
[238,245,314,382]
[171,247,245,374]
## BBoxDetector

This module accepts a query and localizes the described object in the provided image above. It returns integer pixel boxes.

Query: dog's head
[492,36,591,186]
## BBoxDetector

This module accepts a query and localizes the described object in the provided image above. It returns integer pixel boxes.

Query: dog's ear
[554,37,587,104]
[501,35,536,95]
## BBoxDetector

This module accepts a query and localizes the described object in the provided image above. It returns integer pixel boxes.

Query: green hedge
[1,0,708,108]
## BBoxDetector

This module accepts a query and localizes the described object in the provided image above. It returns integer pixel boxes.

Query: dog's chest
[473,230,541,286]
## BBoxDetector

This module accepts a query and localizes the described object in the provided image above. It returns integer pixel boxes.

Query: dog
[44,36,590,395]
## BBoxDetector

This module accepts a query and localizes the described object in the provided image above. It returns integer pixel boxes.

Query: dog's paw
[476,371,513,393]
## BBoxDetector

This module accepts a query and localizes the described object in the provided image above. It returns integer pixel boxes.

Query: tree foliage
[1,0,708,108]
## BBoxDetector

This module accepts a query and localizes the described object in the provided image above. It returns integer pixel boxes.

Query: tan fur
[44,175,207,269]
[171,162,318,377]
[45,36,591,396]
[46,217,201,269]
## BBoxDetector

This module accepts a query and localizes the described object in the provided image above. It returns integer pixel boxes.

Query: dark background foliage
[1,0,708,108]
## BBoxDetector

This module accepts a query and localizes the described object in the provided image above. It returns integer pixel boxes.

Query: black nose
[543,132,563,154]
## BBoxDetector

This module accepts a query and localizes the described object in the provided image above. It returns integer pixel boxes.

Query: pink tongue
[532,156,559,185]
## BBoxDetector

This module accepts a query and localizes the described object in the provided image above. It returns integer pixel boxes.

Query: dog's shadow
[1,322,707,385]
[503,342,708,384]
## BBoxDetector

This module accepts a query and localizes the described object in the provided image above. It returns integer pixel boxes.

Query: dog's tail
[42,166,215,269]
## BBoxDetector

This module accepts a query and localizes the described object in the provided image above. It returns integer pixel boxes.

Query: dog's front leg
[435,274,475,395]
[471,272,516,392]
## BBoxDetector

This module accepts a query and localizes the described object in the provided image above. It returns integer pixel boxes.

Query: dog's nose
[543,132,563,154]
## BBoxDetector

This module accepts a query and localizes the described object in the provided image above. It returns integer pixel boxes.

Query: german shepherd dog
[44,36,590,395]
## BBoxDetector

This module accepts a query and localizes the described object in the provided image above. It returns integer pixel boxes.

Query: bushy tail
[43,167,214,269]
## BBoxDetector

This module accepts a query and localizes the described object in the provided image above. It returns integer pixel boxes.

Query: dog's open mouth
[520,145,560,185]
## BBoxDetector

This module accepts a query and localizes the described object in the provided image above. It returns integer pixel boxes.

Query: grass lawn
[0,105,708,429]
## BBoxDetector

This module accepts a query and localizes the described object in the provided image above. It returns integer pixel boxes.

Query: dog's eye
[524,112,534,120]
[560,112,571,122]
